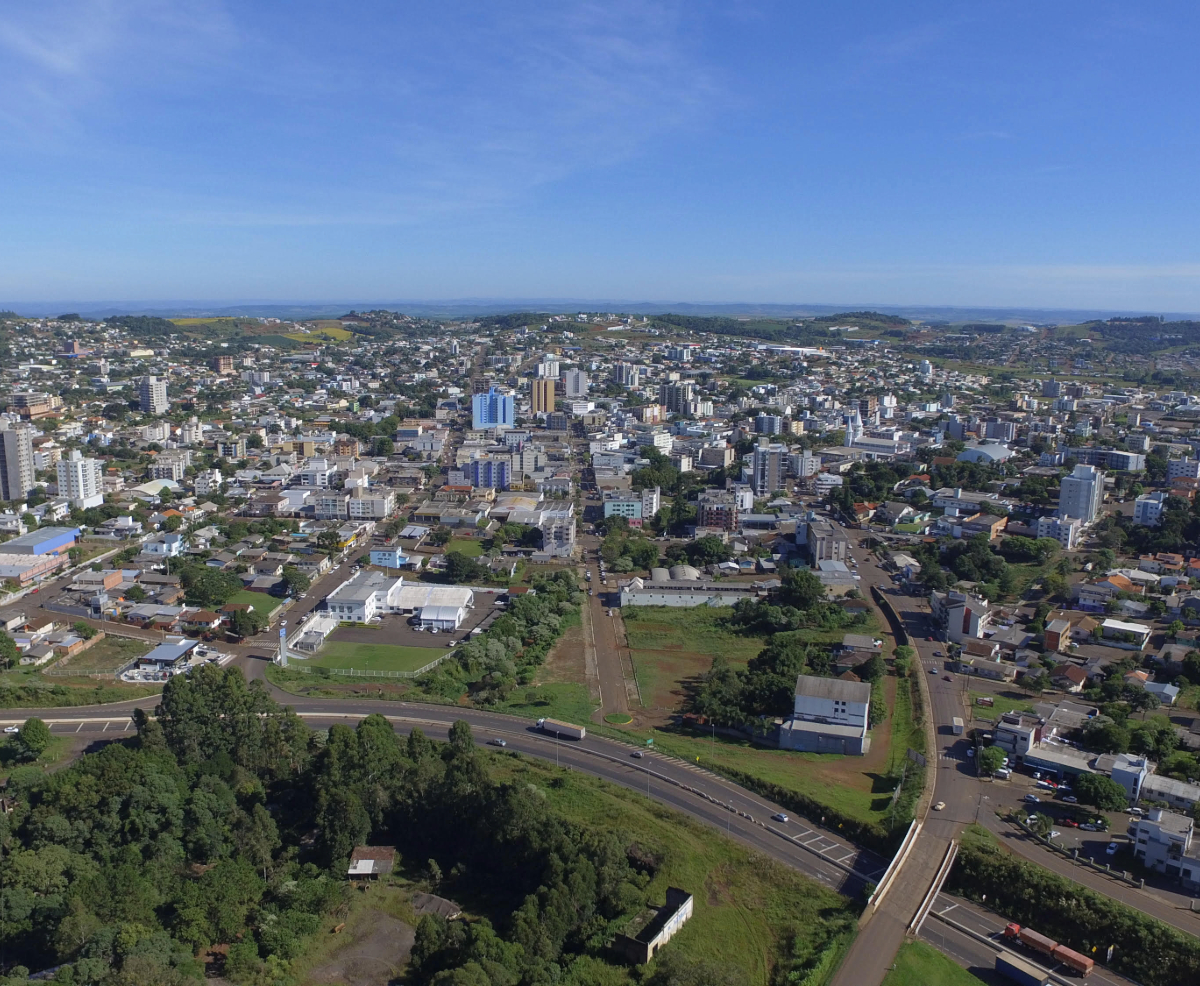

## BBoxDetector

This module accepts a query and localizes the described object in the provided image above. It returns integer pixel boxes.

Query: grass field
[881,942,985,986]
[622,607,768,711]
[306,641,447,673]
[226,590,281,615]
[447,537,484,557]
[487,751,859,984]
[55,635,152,673]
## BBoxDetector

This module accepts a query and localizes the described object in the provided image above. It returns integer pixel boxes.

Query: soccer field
[307,641,448,673]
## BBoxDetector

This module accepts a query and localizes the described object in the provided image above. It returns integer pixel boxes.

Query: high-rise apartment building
[57,450,104,509]
[563,369,589,397]
[472,387,515,431]
[531,378,556,415]
[658,382,695,414]
[0,425,35,502]
[751,440,786,496]
[139,375,169,415]
[1058,463,1104,524]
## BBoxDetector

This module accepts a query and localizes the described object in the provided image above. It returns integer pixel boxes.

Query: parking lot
[944,737,1141,861]
[326,601,499,650]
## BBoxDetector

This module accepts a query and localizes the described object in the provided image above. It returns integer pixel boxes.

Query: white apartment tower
[140,375,169,415]
[563,369,589,397]
[57,450,104,509]
[0,425,35,502]
[1058,463,1105,525]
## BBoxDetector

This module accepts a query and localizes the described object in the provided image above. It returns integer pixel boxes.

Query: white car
[933,801,946,811]
[3,725,18,734]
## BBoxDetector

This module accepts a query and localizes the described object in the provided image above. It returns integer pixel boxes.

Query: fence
[282,653,452,679]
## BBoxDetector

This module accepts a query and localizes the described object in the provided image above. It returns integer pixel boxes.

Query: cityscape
[3,4,1200,986]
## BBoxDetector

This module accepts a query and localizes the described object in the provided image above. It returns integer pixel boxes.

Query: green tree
[72,621,97,640]
[228,608,267,639]
[859,652,886,683]
[1074,772,1130,810]
[977,746,1006,774]
[0,630,19,669]
[280,565,311,596]
[17,717,52,761]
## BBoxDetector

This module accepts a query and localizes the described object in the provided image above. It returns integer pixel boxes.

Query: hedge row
[947,838,1200,986]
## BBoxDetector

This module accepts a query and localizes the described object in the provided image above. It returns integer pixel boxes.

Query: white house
[142,533,185,557]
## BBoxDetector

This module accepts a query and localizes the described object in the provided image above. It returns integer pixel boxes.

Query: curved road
[0,684,883,900]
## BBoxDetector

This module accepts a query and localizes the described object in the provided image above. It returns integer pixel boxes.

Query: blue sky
[3,1,1199,310]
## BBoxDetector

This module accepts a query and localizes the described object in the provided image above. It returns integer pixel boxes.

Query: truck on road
[951,716,964,735]
[995,950,1050,986]
[536,718,586,741]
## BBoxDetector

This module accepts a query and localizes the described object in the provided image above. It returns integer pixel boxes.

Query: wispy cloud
[0,0,236,141]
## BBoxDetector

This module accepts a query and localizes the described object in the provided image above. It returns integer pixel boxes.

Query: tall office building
[530,378,556,415]
[139,375,169,415]
[751,440,786,496]
[56,449,104,509]
[472,387,515,431]
[1058,463,1105,524]
[563,369,589,397]
[0,425,34,502]
[754,413,783,434]
[537,358,560,378]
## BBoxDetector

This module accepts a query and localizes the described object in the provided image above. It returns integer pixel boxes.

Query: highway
[0,698,885,900]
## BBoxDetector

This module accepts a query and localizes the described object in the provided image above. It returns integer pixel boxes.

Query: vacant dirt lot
[306,911,414,986]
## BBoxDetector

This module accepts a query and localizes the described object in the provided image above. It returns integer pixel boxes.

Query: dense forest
[0,660,850,986]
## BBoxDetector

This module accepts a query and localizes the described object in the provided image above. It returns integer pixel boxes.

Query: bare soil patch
[305,911,414,986]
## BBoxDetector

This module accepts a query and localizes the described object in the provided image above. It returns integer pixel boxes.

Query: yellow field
[284,325,353,341]
[170,317,243,326]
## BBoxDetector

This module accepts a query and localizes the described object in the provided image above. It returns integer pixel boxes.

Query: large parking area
[944,737,1140,860]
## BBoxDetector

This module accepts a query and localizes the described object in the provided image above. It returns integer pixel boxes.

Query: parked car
[1062,795,1078,804]
[1106,842,1119,855]
[1061,819,1079,828]
[1080,823,1099,831]
[1023,794,1041,803]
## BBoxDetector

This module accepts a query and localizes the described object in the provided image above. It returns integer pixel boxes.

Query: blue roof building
[472,387,515,431]
[3,527,79,556]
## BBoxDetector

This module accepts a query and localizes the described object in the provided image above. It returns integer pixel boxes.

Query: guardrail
[866,819,921,911]
[910,839,959,935]
[280,654,453,679]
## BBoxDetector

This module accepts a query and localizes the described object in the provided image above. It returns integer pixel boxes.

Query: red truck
[1004,924,1094,976]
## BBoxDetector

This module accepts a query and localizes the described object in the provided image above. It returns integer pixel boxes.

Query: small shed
[347,845,396,880]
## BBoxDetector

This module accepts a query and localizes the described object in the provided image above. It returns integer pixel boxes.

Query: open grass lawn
[610,673,909,829]
[486,752,858,984]
[882,942,985,986]
[1007,561,1051,597]
[55,635,152,673]
[74,540,118,565]
[307,641,447,673]
[1177,683,1200,712]
[500,682,597,725]
[622,607,768,711]
[446,537,484,557]
[226,589,281,615]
